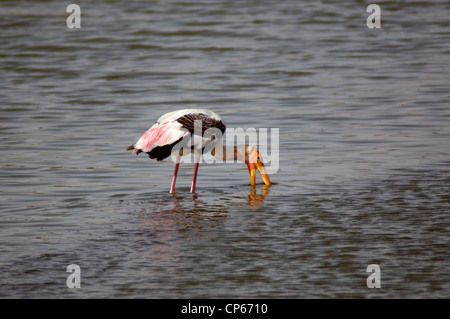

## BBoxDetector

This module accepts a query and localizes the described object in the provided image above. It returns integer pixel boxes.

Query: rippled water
[1,0,450,298]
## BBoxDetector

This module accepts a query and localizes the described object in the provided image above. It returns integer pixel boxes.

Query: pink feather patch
[134,121,187,152]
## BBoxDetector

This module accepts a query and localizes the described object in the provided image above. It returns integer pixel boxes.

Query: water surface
[1,0,449,298]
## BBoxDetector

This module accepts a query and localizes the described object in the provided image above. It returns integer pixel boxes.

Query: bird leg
[170,155,181,194]
[190,153,201,193]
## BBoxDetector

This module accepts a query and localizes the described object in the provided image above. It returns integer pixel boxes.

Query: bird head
[246,146,272,186]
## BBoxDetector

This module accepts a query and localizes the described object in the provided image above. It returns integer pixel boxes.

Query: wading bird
[126,109,272,193]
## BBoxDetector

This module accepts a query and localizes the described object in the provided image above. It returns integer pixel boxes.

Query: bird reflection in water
[135,183,272,261]
[247,184,271,208]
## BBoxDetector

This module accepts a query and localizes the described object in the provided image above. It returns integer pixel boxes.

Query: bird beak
[248,161,272,186]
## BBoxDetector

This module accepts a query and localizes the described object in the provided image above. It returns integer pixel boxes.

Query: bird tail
[126,144,142,155]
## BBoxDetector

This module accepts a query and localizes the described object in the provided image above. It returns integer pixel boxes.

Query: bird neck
[211,140,250,163]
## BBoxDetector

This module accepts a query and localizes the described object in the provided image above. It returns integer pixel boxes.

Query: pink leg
[190,153,201,193]
[170,156,181,194]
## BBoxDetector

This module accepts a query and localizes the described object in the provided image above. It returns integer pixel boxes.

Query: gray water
[1,0,450,298]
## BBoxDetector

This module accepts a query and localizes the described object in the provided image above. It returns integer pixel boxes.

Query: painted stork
[126,109,272,193]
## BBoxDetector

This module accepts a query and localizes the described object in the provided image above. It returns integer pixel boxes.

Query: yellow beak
[248,161,272,186]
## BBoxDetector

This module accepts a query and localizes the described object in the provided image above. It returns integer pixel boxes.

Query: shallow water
[1,0,450,298]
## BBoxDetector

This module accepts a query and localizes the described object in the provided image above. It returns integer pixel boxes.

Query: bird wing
[133,120,189,153]
[157,108,222,125]
[127,109,226,157]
